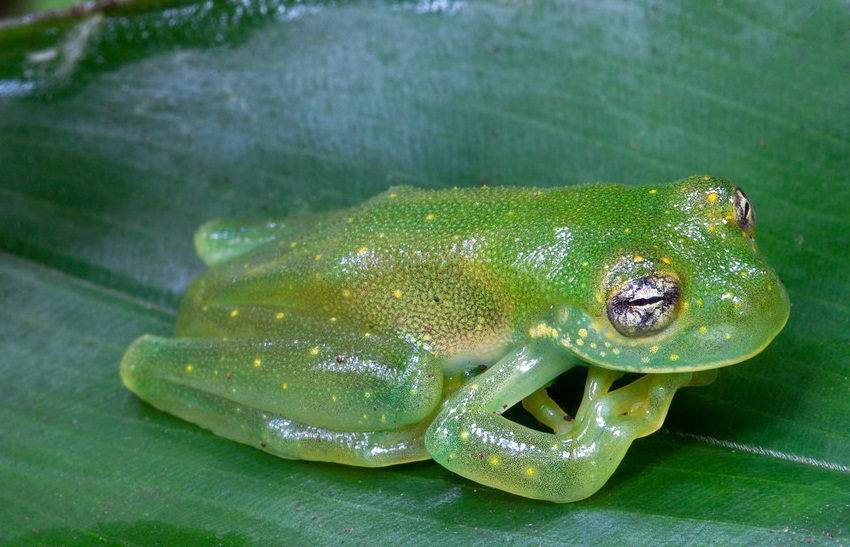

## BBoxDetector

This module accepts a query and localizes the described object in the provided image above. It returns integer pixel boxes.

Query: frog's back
[175,178,743,361]
[174,184,595,353]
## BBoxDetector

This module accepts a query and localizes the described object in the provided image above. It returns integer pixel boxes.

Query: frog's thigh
[193,219,301,266]
[121,333,443,434]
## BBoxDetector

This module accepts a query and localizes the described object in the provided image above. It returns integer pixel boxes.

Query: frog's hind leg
[125,369,431,466]
[194,210,345,267]
[120,332,443,466]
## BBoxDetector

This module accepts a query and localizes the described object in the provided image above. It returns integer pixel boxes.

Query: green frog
[120,175,789,502]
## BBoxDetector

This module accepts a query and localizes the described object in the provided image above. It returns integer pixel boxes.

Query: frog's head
[548,176,790,373]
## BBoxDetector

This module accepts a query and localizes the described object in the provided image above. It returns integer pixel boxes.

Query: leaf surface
[1,1,849,544]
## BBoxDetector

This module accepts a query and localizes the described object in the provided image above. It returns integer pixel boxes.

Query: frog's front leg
[425,347,697,502]
[120,332,443,466]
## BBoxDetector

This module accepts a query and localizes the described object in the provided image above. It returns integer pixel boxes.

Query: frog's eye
[734,187,756,237]
[606,275,680,337]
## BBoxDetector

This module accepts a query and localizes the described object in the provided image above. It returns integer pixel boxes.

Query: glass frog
[120,175,789,502]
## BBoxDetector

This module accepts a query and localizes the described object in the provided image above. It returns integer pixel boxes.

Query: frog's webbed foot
[530,367,716,439]
[425,349,712,502]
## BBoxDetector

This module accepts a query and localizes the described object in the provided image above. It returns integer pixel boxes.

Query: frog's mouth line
[573,310,790,374]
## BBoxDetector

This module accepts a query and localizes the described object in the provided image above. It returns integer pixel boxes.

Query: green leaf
[2,0,849,543]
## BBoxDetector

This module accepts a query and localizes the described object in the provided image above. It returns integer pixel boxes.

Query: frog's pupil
[734,187,756,236]
[628,296,664,307]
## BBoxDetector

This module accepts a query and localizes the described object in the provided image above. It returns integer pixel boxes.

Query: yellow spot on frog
[393,289,403,298]
[282,383,288,390]
[581,261,589,267]
[708,225,716,232]
[389,193,398,199]
[641,357,650,363]
[381,415,387,424]
[310,347,319,356]
[364,392,371,398]
[696,299,704,307]
[699,326,708,334]
[526,467,535,476]
[425,213,436,221]
[650,346,659,354]
[341,289,352,298]
[649,189,658,194]
[314,254,322,261]
[290,241,297,248]
[185,364,193,372]
[332,395,337,402]
[624,228,632,234]
[460,431,469,440]
[605,332,615,340]
[612,348,621,355]
[633,255,644,262]
[575,339,584,346]
[276,312,285,319]
[708,192,718,202]
[253,359,262,367]
[230,310,239,318]
[661,257,671,265]
[330,317,337,322]
[490,457,499,466]
[670,354,679,361]
[529,323,557,339]
[578,329,588,338]
[357,246,369,254]
[725,333,732,340]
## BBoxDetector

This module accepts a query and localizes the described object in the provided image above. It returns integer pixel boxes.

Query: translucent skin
[120,175,790,502]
